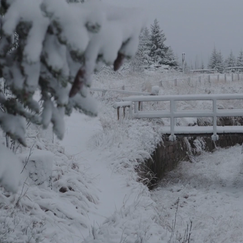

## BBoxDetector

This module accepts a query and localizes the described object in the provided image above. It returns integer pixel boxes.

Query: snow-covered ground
[152,146,243,243]
[1,69,243,242]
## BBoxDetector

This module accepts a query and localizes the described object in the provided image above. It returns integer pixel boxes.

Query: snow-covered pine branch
[0,0,145,145]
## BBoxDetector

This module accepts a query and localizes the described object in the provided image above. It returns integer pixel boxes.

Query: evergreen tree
[140,27,152,66]
[208,47,218,70]
[208,47,224,73]
[237,51,243,67]
[216,51,225,73]
[148,19,168,65]
[130,27,151,71]
[225,51,236,68]
[0,0,143,145]
[163,47,179,68]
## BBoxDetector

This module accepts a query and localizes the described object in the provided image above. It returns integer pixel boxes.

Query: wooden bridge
[116,93,243,141]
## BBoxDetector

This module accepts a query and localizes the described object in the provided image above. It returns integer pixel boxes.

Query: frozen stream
[152,145,243,243]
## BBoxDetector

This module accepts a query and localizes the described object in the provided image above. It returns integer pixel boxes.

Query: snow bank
[0,126,99,242]
[0,144,21,193]
[152,145,243,243]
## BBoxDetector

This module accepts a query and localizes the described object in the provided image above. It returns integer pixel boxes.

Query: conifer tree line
[131,19,179,71]
[208,47,243,73]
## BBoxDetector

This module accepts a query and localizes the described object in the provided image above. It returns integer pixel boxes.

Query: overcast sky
[103,0,243,67]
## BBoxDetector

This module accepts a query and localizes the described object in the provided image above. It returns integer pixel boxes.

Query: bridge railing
[122,93,243,141]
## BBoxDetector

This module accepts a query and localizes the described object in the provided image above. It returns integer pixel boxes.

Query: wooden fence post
[224,73,227,82]
[231,73,234,81]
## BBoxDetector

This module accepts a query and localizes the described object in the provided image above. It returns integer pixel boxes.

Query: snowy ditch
[1,70,243,242]
[145,131,243,189]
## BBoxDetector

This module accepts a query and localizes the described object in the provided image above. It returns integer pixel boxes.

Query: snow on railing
[90,87,150,96]
[122,93,243,141]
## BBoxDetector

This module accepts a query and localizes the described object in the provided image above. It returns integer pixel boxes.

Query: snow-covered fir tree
[130,27,151,71]
[0,0,144,145]
[163,47,178,68]
[131,21,178,70]
[208,47,224,73]
[148,19,168,66]
[225,51,236,69]
[208,47,217,70]
[237,50,243,67]
[215,51,225,73]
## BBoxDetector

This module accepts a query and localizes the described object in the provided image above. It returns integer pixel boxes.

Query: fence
[172,72,243,88]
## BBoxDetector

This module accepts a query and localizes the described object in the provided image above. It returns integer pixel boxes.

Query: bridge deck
[160,126,243,135]
[134,109,243,118]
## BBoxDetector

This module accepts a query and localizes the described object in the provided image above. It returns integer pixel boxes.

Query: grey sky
[103,0,243,67]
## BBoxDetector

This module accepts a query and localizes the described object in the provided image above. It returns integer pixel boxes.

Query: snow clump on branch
[0,0,145,144]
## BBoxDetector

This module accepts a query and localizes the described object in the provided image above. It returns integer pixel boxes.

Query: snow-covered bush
[0,136,100,242]
[0,0,144,145]
[151,85,160,95]
[19,150,54,187]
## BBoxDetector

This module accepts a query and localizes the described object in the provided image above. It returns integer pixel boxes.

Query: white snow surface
[0,144,21,193]
[1,71,243,242]
[59,112,164,242]
[152,146,243,243]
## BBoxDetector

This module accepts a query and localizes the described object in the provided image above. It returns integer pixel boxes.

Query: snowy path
[60,113,138,231]
[57,111,243,242]
[152,146,243,243]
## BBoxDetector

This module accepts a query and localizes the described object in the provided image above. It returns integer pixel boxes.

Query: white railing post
[169,99,176,141]
[211,98,219,141]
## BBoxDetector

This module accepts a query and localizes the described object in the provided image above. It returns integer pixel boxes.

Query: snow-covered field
[1,69,243,242]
